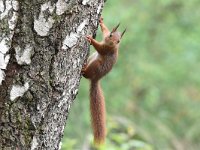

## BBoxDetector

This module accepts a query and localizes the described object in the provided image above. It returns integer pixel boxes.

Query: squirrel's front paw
[85,35,92,44]
[99,17,103,24]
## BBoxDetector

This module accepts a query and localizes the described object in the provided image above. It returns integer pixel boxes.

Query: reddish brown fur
[82,17,125,145]
[90,80,106,144]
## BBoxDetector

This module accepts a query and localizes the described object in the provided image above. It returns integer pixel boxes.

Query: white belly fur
[87,52,99,66]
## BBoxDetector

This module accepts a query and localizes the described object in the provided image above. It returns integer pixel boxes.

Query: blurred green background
[62,0,200,149]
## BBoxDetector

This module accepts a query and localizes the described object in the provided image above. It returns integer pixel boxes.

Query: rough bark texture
[0,0,104,149]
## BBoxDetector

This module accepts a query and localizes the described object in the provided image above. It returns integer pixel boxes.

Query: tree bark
[0,0,104,149]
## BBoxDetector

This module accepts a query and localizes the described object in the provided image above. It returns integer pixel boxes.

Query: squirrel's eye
[109,34,112,37]
[117,40,120,43]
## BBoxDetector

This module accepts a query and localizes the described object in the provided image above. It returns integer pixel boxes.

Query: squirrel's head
[105,23,126,47]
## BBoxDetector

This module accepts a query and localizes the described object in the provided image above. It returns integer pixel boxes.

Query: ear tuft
[111,23,120,33]
[121,28,127,38]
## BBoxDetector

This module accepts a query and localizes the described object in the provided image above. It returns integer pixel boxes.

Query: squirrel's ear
[111,23,120,33]
[121,28,126,39]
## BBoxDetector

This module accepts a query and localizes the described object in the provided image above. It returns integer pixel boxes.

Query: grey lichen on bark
[0,0,104,149]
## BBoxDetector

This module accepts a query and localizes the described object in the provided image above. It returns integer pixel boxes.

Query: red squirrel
[82,17,126,145]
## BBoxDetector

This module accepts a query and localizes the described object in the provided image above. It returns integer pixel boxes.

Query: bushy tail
[90,80,106,145]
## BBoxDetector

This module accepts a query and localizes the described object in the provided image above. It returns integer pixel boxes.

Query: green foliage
[61,138,77,150]
[62,0,200,149]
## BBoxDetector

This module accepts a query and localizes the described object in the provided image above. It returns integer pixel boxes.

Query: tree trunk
[0,0,104,149]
